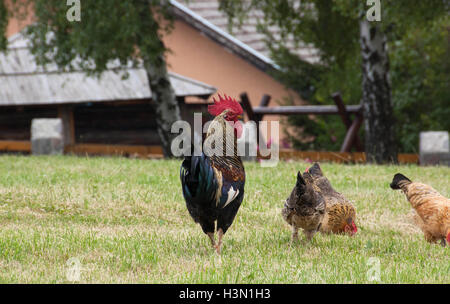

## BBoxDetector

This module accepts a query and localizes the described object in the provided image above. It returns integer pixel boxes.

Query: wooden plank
[277,150,418,164]
[58,105,76,146]
[256,94,271,125]
[340,114,363,153]
[252,105,362,115]
[331,92,352,128]
[0,140,419,164]
[65,143,164,158]
[259,94,271,108]
[331,92,363,151]
[0,140,31,152]
[239,92,258,122]
[278,150,366,163]
[398,153,419,164]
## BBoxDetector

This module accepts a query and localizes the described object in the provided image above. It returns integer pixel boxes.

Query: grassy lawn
[0,155,448,283]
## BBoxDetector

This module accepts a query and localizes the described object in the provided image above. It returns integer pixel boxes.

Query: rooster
[390,173,450,247]
[180,94,245,254]
[282,171,326,242]
[303,163,357,236]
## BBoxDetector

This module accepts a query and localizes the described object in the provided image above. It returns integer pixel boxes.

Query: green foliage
[19,0,173,76]
[220,0,363,151]
[0,0,8,51]
[390,16,450,153]
[0,0,174,75]
[262,0,362,151]
[220,0,449,153]
[269,48,358,151]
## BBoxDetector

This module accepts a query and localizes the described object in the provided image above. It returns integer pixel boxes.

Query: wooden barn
[0,33,216,156]
[3,0,319,157]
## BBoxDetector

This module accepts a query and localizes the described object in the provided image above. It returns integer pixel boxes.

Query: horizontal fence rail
[252,105,362,115]
[0,140,419,164]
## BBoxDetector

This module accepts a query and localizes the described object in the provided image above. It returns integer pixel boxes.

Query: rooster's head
[208,94,244,137]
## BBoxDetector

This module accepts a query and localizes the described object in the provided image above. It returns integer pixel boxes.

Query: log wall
[0,100,211,146]
[0,107,58,140]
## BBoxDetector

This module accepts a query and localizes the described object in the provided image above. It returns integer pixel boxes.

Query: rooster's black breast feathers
[180,153,245,233]
[180,154,218,210]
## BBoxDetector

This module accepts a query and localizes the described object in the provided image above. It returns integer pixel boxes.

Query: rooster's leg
[214,228,224,254]
[207,232,216,248]
[440,239,446,247]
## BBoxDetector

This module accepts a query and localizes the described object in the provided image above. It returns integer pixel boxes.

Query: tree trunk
[143,54,181,158]
[359,20,397,164]
[139,3,182,158]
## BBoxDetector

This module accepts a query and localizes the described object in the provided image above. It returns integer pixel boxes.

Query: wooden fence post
[331,92,363,152]
[57,105,76,150]
[239,91,364,154]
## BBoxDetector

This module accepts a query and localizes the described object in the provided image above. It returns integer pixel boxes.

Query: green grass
[0,155,448,283]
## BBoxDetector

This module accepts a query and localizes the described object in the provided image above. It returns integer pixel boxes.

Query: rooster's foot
[207,232,216,248]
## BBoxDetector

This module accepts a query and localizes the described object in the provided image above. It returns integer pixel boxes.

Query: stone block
[31,118,64,155]
[419,131,449,166]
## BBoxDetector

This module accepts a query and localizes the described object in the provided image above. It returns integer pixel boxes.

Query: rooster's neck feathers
[203,112,244,182]
[205,113,240,159]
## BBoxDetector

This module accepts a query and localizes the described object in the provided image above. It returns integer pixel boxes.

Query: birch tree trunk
[359,20,397,164]
[143,53,181,158]
[139,2,182,158]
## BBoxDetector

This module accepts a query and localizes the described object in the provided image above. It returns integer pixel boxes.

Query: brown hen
[390,173,450,247]
[303,163,357,236]
[282,171,326,242]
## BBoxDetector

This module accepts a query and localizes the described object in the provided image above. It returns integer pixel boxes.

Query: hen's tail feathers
[307,162,323,177]
[295,171,307,196]
[390,173,412,190]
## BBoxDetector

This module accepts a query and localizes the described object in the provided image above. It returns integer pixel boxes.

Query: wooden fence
[239,91,364,153]
[0,91,419,164]
[0,139,418,164]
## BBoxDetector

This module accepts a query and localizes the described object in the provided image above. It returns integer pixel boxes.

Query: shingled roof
[171,0,319,71]
[0,32,217,106]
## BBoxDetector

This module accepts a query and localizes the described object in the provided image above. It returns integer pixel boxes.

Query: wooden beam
[278,150,366,163]
[239,92,258,122]
[398,153,419,164]
[57,105,76,147]
[65,143,163,158]
[340,114,364,153]
[252,105,362,115]
[331,92,363,151]
[0,140,31,152]
[240,92,268,146]
[277,149,419,164]
[331,92,353,128]
[0,140,419,164]
[259,94,271,108]
[256,94,271,123]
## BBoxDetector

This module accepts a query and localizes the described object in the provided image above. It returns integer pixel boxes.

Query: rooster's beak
[237,114,243,120]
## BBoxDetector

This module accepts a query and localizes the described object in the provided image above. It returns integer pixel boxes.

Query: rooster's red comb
[208,94,243,117]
